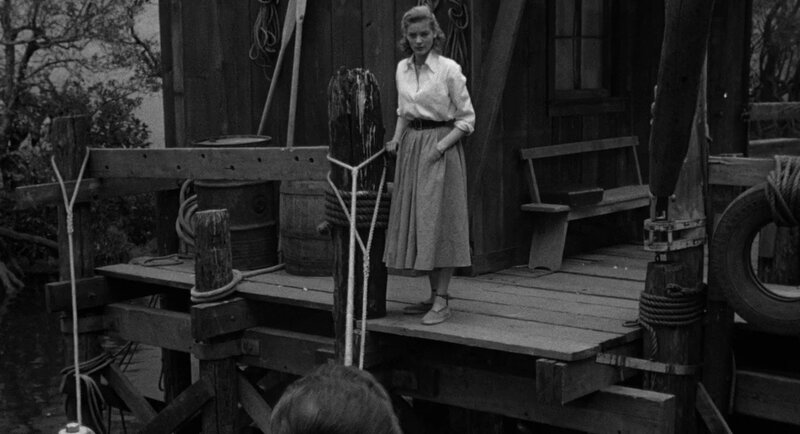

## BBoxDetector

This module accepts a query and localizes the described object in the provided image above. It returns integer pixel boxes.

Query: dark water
[0,277,143,433]
[0,276,69,433]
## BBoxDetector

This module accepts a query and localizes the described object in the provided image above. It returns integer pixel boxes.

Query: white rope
[326,149,387,368]
[51,151,91,428]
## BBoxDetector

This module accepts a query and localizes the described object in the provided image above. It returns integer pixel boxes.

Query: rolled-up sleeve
[448,64,475,135]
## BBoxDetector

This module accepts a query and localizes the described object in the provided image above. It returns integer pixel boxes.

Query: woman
[384,5,475,325]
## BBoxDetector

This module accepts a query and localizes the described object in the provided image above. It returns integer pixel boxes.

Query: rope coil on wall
[445,0,470,73]
[175,179,198,248]
[249,0,282,71]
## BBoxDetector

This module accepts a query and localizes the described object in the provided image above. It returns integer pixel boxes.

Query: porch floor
[97,242,649,363]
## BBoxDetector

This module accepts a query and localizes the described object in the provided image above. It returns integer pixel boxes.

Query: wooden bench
[520,136,651,271]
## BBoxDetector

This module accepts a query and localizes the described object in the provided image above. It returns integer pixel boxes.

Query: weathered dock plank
[366,311,611,361]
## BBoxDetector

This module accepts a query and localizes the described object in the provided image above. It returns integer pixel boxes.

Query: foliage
[0,0,161,290]
[750,0,800,137]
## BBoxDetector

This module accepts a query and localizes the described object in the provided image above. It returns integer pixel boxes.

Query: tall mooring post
[52,115,103,432]
[703,0,753,416]
[327,68,388,363]
[193,209,238,434]
[642,1,716,433]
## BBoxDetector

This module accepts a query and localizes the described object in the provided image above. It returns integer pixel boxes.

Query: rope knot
[665,282,705,297]
[66,212,74,235]
[765,155,800,226]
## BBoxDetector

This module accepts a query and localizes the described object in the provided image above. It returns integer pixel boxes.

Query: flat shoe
[403,301,433,315]
[421,305,451,325]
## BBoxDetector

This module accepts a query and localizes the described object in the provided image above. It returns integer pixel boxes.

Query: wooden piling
[53,115,94,289]
[644,1,714,429]
[648,0,715,198]
[52,115,103,431]
[194,209,238,434]
[327,68,387,363]
[156,189,193,418]
[641,261,704,434]
[645,94,708,433]
[704,1,751,413]
[156,0,192,402]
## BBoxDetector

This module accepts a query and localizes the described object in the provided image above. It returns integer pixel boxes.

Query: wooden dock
[98,243,647,362]
[89,242,676,433]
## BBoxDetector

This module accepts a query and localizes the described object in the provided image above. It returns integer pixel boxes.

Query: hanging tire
[710,184,800,335]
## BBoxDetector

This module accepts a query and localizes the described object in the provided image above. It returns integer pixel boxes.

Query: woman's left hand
[426,143,446,164]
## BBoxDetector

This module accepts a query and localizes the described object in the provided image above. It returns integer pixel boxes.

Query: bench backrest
[519,136,643,203]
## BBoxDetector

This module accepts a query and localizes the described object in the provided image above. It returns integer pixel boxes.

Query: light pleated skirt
[383,126,471,270]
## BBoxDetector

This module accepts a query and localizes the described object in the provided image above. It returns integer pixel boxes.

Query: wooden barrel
[280,180,333,276]
[194,135,279,271]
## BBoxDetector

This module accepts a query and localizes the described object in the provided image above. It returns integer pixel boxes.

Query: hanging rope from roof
[445,0,469,75]
[249,0,281,73]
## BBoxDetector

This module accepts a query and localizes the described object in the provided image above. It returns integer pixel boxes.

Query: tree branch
[21,56,83,82]
[0,226,58,250]
[127,23,159,76]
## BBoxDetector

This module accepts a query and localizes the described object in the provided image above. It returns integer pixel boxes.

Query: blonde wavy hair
[397,5,446,56]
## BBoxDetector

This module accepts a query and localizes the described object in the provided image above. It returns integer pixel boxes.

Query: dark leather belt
[408,118,453,130]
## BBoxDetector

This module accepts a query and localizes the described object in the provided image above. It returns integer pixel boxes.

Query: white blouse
[395,52,475,135]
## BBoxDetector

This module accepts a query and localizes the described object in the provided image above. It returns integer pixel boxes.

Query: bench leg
[528,212,569,271]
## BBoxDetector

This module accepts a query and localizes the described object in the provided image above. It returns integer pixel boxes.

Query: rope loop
[324,174,391,229]
[633,285,706,359]
[445,0,469,72]
[765,155,800,226]
[190,269,244,303]
[249,0,281,70]
[129,253,192,267]
[175,179,198,247]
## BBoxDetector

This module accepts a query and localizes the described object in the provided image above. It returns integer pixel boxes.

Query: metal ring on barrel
[710,184,800,335]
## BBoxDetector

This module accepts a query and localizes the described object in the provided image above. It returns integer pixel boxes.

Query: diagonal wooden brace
[103,363,157,425]
[138,378,215,434]
[238,372,272,433]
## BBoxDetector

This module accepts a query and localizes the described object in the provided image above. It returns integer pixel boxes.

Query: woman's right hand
[385,139,399,155]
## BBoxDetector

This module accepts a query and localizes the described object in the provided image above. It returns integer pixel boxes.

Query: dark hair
[270,364,403,434]
[397,5,446,56]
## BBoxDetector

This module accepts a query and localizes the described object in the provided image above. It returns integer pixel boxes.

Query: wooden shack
[160,0,673,274]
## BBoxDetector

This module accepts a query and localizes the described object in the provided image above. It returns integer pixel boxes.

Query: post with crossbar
[52,115,104,432]
[194,209,238,434]
[327,68,388,364]
[642,0,715,432]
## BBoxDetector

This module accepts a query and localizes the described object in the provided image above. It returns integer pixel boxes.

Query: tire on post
[710,184,800,335]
